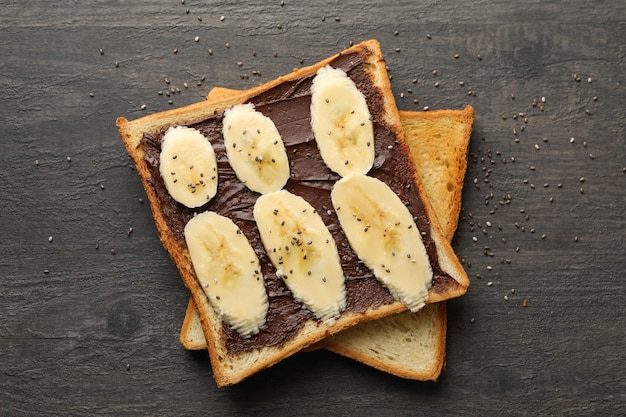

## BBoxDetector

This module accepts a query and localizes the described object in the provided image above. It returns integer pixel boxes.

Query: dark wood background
[1,1,624,415]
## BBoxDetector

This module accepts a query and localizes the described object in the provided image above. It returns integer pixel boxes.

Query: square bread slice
[116,40,469,386]
[179,105,474,381]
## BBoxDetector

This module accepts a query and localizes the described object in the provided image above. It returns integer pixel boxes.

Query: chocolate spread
[141,49,461,354]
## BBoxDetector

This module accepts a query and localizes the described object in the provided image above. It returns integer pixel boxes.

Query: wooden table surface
[2,1,624,415]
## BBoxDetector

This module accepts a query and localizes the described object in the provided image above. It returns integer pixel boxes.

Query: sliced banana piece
[331,173,432,312]
[222,103,290,194]
[254,190,346,324]
[159,126,218,208]
[310,65,375,177]
[184,211,268,337]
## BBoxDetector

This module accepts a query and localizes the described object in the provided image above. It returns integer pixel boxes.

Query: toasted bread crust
[117,40,469,386]
[399,107,475,242]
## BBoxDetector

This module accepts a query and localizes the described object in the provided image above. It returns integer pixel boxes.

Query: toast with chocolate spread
[116,40,469,386]
[179,105,474,380]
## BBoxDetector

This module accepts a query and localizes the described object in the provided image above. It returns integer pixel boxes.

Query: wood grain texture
[1,0,624,415]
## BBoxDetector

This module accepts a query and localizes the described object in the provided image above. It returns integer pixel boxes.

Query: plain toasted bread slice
[117,40,468,386]
[180,106,474,380]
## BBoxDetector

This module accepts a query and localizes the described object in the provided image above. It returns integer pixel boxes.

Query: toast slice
[116,40,469,386]
[180,105,474,380]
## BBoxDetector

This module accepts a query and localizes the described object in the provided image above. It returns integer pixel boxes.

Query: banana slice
[222,103,290,194]
[159,126,218,208]
[254,190,346,324]
[184,211,268,337]
[331,173,432,312]
[310,65,375,177]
